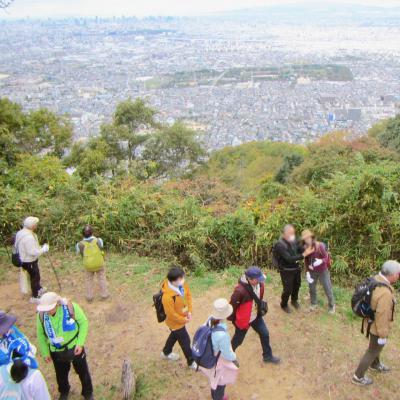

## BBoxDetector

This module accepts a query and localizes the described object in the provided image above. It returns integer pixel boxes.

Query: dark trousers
[280,269,301,307]
[355,334,385,378]
[21,260,42,298]
[51,349,93,396]
[211,385,226,400]
[231,316,273,360]
[163,326,193,365]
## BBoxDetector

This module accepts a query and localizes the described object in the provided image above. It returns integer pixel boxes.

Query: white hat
[23,216,39,229]
[37,292,60,312]
[211,298,233,320]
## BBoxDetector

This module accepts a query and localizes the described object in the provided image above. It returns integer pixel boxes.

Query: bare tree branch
[0,0,14,9]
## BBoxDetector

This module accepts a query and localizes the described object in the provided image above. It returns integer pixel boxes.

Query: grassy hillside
[197,140,306,193]
[1,251,399,400]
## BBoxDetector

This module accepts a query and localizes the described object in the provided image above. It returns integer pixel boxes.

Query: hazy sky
[2,0,399,18]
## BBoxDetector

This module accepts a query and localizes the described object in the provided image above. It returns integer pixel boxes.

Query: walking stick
[45,252,62,292]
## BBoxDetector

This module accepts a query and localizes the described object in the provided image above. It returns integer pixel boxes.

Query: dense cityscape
[1,6,400,149]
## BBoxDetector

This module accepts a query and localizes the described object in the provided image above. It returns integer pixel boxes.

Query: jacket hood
[162,279,187,297]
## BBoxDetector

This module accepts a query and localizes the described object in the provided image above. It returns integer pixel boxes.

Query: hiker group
[2,217,108,400]
[2,216,400,399]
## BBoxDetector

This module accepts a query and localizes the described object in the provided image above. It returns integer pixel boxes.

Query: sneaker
[352,375,373,386]
[83,395,94,400]
[291,301,301,310]
[160,352,180,361]
[328,305,336,314]
[58,394,69,400]
[281,305,291,314]
[310,304,318,311]
[370,363,391,373]
[100,295,110,301]
[263,355,281,365]
[189,361,198,370]
[38,287,47,297]
[29,297,40,304]
[86,297,94,303]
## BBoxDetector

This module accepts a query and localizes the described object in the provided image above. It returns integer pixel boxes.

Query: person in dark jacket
[229,266,280,364]
[273,225,313,313]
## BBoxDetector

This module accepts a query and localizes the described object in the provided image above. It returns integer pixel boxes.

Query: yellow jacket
[161,279,192,331]
[364,274,395,338]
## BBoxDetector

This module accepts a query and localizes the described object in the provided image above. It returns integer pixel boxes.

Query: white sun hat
[36,292,60,312]
[211,298,233,320]
[23,216,39,229]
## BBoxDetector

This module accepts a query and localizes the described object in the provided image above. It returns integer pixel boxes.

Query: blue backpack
[192,322,225,369]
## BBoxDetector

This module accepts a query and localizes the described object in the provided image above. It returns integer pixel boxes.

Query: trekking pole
[45,252,62,292]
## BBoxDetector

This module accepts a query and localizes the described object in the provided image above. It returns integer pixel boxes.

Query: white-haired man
[352,260,400,386]
[14,216,49,301]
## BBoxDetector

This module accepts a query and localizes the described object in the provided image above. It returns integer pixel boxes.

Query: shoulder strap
[240,281,262,308]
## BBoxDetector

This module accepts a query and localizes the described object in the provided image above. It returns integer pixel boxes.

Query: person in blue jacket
[0,310,38,369]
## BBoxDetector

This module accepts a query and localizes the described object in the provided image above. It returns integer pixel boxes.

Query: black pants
[21,260,42,298]
[280,269,301,307]
[163,326,193,365]
[211,385,226,400]
[51,349,93,396]
[231,316,273,360]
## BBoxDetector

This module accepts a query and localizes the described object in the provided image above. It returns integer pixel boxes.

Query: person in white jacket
[15,217,49,302]
[0,359,51,400]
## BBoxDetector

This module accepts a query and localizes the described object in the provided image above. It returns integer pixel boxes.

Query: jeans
[309,269,335,308]
[85,267,109,300]
[51,349,93,396]
[21,260,42,298]
[211,385,226,400]
[163,326,193,365]
[231,316,273,360]
[355,334,385,378]
[280,269,301,307]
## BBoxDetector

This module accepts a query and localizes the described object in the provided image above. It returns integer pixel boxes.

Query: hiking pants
[280,269,301,307]
[309,269,335,308]
[211,385,226,400]
[21,259,41,298]
[163,326,193,365]
[231,316,273,360]
[355,334,385,378]
[51,349,93,396]
[85,267,109,301]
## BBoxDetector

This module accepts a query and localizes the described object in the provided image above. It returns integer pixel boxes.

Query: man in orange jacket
[161,266,197,369]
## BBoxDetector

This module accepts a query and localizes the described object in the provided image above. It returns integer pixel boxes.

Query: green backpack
[81,239,104,272]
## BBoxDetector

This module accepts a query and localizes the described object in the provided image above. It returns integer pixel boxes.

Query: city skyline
[1,0,400,19]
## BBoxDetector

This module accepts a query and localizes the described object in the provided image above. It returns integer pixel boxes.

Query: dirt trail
[1,267,317,400]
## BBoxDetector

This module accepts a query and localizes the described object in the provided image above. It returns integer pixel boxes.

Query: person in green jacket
[36,292,94,400]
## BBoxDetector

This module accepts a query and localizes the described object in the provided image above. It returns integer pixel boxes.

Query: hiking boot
[370,363,391,373]
[291,301,301,310]
[328,305,336,314]
[281,305,291,314]
[100,295,110,301]
[263,355,281,365]
[188,361,198,370]
[310,304,318,311]
[83,395,94,400]
[86,297,94,303]
[160,352,180,361]
[352,375,373,386]
[58,393,69,400]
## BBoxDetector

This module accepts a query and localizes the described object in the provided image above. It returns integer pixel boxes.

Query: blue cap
[245,266,265,282]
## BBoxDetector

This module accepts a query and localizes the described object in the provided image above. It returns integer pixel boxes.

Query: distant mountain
[213,2,400,26]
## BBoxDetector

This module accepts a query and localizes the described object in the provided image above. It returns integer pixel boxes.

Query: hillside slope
[1,252,399,400]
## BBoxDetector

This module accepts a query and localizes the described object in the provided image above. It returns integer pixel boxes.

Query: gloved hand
[42,244,49,253]
[313,258,323,267]
[306,271,314,284]
[377,338,387,346]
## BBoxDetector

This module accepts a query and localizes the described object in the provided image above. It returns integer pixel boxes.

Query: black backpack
[351,277,388,336]
[153,290,175,323]
[11,234,22,268]
[271,241,283,270]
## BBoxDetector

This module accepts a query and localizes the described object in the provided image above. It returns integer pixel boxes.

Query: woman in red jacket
[229,266,280,364]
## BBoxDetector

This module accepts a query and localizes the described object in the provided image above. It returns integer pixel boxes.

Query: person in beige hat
[14,216,49,302]
[301,229,335,313]
[36,292,94,400]
[200,298,239,400]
